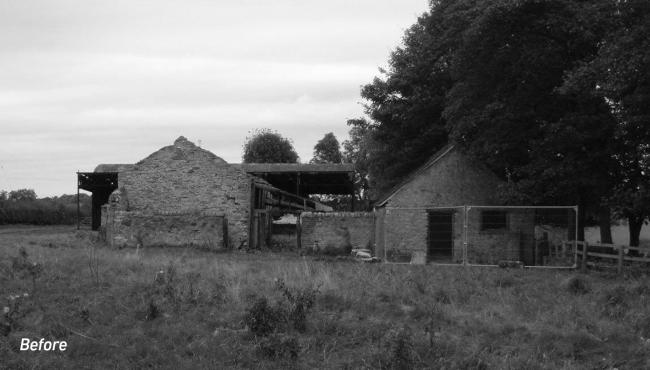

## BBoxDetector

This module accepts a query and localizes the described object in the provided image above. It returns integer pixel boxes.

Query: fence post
[581,241,588,271]
[617,245,624,275]
[296,213,302,250]
[463,206,469,266]
[76,174,80,230]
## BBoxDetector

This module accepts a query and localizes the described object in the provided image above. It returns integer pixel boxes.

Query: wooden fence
[574,241,650,274]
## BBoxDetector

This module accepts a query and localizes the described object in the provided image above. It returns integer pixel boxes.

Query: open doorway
[427,211,454,262]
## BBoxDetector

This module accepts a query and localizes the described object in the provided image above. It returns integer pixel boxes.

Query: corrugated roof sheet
[94,164,136,172]
[237,163,354,173]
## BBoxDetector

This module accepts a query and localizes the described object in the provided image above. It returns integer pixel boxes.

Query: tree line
[0,189,91,225]
[344,0,649,246]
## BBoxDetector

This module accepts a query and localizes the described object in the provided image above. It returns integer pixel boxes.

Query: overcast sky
[0,0,428,197]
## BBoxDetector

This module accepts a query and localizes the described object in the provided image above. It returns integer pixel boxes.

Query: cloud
[0,0,428,196]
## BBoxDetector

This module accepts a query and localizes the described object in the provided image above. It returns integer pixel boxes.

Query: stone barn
[77,136,354,250]
[374,145,537,265]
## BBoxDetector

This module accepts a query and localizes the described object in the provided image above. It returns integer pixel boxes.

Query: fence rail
[575,241,650,274]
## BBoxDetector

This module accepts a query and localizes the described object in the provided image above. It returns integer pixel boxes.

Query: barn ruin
[77,136,354,249]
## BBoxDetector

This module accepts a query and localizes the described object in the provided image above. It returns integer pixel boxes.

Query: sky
[0,0,429,197]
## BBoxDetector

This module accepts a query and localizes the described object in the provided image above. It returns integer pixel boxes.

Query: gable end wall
[102,140,252,248]
[380,149,508,263]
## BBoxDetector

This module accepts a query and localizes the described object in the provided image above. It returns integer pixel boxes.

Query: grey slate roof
[375,144,456,207]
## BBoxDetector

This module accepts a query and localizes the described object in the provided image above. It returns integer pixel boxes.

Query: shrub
[384,327,415,370]
[45,322,70,340]
[433,289,451,304]
[244,297,284,336]
[10,248,42,292]
[2,293,30,334]
[562,276,591,295]
[317,292,351,312]
[184,272,201,303]
[258,333,300,360]
[145,300,159,321]
[600,286,630,319]
[493,275,517,288]
[635,314,650,338]
[243,279,320,338]
[274,278,319,332]
[152,262,179,303]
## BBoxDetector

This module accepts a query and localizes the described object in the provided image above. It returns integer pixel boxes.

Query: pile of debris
[351,248,381,263]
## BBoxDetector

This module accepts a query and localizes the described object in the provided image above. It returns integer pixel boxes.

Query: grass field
[1,226,650,369]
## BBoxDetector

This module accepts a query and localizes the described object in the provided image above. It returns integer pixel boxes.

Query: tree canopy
[349,0,650,243]
[8,189,37,202]
[342,118,373,206]
[310,132,342,164]
[242,129,299,163]
[560,0,650,245]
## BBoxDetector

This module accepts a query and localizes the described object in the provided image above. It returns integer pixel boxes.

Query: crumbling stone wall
[101,136,252,248]
[300,212,374,255]
[103,207,226,249]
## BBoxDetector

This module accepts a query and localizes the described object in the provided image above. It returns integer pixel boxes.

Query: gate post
[581,241,588,271]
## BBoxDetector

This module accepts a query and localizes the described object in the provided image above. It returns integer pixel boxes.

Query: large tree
[310,132,343,164]
[242,129,299,163]
[561,0,650,246]
[443,0,620,239]
[356,0,481,196]
[354,0,635,241]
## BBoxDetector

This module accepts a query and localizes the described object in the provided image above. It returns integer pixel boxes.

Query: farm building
[373,145,544,265]
[77,136,354,249]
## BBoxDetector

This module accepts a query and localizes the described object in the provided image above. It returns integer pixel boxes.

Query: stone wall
[102,207,226,249]
[380,207,535,265]
[382,208,428,261]
[300,212,374,254]
[107,137,252,248]
[99,137,252,249]
[382,207,464,263]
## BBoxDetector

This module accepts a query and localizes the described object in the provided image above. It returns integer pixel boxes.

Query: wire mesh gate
[380,206,578,268]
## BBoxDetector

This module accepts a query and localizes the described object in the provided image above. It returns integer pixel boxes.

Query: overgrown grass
[1,226,649,369]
